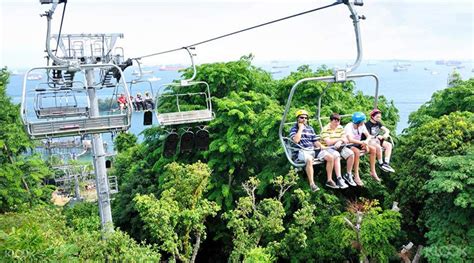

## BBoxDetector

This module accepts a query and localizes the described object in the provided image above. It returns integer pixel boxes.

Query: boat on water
[132,70,154,76]
[393,64,408,72]
[271,65,289,69]
[159,65,186,71]
[424,67,431,71]
[430,71,439,75]
[27,74,43,81]
[147,76,161,82]
[435,60,462,66]
[270,70,282,74]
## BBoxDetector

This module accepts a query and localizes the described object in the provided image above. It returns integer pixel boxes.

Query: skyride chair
[22,64,132,140]
[155,47,214,157]
[129,59,156,126]
[155,47,214,126]
[279,0,381,169]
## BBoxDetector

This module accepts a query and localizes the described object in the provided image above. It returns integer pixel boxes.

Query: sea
[5,60,473,160]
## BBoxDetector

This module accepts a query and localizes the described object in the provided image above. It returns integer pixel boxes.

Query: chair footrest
[157,110,213,126]
[27,114,129,139]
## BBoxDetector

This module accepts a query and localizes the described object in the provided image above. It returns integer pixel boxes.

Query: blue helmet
[352,112,366,124]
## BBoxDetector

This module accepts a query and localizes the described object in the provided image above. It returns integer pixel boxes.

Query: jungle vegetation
[0,58,472,262]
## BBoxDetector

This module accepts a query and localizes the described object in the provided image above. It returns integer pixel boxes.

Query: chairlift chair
[279,0,381,167]
[155,47,214,126]
[128,59,157,125]
[34,84,90,119]
[21,64,132,139]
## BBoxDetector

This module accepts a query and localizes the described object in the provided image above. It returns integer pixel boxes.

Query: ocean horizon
[4,59,473,156]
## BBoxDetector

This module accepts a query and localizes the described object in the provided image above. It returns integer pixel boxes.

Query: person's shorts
[326,147,354,159]
[369,138,383,147]
[352,144,363,150]
[297,149,329,164]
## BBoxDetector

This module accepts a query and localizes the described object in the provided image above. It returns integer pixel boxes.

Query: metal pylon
[85,68,114,233]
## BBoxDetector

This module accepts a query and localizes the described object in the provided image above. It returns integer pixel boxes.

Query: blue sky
[1,0,473,68]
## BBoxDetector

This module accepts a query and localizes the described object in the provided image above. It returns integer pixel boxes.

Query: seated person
[320,113,355,189]
[363,109,395,173]
[144,92,155,110]
[130,95,136,110]
[134,93,145,111]
[289,109,334,192]
[117,93,127,111]
[344,112,380,184]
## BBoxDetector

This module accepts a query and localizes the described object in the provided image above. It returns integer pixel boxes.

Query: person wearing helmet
[320,113,355,189]
[344,112,380,184]
[363,109,395,173]
[289,109,334,192]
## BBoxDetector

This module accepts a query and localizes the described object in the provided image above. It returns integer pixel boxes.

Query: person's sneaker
[336,177,349,189]
[325,180,339,189]
[310,183,320,192]
[382,163,395,173]
[342,173,357,187]
[378,162,389,172]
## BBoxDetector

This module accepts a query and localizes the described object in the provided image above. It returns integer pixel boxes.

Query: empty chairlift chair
[21,64,132,139]
[155,47,214,126]
[34,86,89,119]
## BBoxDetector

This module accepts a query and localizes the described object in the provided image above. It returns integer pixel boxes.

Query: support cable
[134,1,342,60]
[54,1,67,56]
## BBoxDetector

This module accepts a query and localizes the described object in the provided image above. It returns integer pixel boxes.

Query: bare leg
[305,158,314,186]
[369,145,377,176]
[375,144,383,163]
[325,154,334,182]
[351,147,360,179]
[383,141,393,162]
[334,155,342,178]
[346,154,354,175]
[368,145,381,181]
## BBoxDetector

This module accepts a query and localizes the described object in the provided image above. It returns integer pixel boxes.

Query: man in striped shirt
[290,109,334,192]
[320,113,355,189]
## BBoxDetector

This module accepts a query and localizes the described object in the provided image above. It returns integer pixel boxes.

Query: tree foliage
[0,68,53,212]
[134,162,220,262]
[421,146,474,262]
[392,78,474,261]
[110,57,400,261]
[0,205,160,261]
[407,78,474,129]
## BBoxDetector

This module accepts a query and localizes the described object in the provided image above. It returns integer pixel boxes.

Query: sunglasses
[331,118,340,122]
[299,116,308,120]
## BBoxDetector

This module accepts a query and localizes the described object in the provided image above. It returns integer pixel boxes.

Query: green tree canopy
[0,68,53,212]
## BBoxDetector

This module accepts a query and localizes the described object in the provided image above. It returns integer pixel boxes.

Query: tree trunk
[190,232,202,263]
[412,245,423,263]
